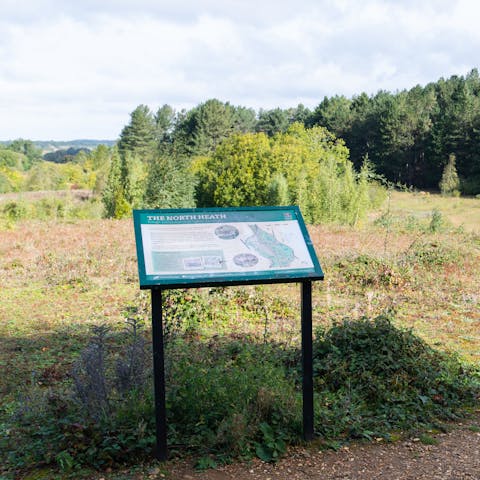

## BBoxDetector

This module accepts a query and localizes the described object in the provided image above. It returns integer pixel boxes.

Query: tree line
[104,104,381,224]
[2,69,479,222]
[309,69,480,194]
[110,69,480,199]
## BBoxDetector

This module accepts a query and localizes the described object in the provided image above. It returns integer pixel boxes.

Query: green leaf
[255,444,273,462]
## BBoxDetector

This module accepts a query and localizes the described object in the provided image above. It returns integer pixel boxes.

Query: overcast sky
[1,0,480,141]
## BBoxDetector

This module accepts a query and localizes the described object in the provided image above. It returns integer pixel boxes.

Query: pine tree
[255,108,289,136]
[192,99,234,155]
[143,155,196,209]
[118,105,157,160]
[439,153,460,196]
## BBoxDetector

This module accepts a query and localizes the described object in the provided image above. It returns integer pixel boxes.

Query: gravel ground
[164,417,480,480]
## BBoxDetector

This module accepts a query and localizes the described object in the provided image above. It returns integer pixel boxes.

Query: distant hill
[0,139,117,153]
[34,139,117,153]
[43,147,91,163]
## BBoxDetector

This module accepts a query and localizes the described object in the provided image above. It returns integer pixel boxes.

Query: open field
[0,189,94,204]
[1,192,480,478]
[1,195,479,398]
[385,190,480,234]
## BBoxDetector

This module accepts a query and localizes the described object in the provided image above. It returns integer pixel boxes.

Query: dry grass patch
[1,211,479,402]
[386,190,480,234]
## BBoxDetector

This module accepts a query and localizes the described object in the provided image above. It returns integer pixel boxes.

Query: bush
[461,174,480,195]
[0,195,104,225]
[2,314,478,474]
[2,326,300,472]
[2,322,155,472]
[165,339,300,458]
[195,125,382,225]
[402,239,462,268]
[313,316,479,437]
[2,201,27,221]
[336,254,410,289]
[428,209,444,232]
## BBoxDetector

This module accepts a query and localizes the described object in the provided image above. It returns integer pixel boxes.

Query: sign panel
[133,206,324,288]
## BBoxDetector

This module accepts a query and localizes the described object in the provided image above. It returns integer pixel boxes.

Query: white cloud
[1,0,480,139]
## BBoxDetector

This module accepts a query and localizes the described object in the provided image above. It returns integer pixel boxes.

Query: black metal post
[301,280,314,441]
[151,288,168,461]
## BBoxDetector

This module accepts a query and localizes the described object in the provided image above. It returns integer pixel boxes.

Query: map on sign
[244,224,295,267]
[133,207,324,287]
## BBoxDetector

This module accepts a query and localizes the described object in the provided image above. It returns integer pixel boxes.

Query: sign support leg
[301,280,314,441]
[151,288,168,461]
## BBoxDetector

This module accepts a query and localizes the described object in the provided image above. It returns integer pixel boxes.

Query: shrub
[313,315,479,436]
[165,339,300,458]
[195,125,382,225]
[2,327,300,472]
[162,289,209,341]
[2,321,154,472]
[0,195,104,225]
[2,314,478,474]
[461,174,480,195]
[336,254,410,289]
[2,201,27,221]
[429,209,444,232]
[402,239,461,268]
[439,153,460,196]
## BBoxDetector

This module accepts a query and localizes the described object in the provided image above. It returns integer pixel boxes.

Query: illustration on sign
[141,221,312,275]
[244,224,295,267]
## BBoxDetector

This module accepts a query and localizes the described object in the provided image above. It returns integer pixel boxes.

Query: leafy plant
[71,324,111,420]
[195,455,218,470]
[162,289,210,341]
[402,239,461,268]
[337,254,410,289]
[55,450,75,471]
[254,422,287,462]
[429,209,444,232]
[2,201,27,221]
[419,434,439,445]
[165,339,300,459]
[313,315,479,435]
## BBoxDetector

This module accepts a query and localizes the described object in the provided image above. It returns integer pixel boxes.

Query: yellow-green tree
[195,123,380,225]
[0,166,24,193]
[197,132,272,207]
[439,153,460,196]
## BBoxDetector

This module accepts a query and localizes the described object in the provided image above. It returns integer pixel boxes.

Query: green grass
[383,190,480,234]
[419,434,440,446]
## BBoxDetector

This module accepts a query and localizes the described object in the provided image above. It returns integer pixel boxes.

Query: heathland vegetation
[1,70,480,478]
[1,201,479,478]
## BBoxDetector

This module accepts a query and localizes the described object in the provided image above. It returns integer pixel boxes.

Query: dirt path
[164,418,480,480]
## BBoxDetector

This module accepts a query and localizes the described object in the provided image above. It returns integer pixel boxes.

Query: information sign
[133,206,324,288]
[132,206,324,461]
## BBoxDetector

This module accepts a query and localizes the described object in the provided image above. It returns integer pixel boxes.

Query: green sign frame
[133,206,324,288]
